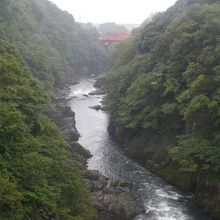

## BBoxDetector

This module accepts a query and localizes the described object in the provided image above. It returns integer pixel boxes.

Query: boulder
[94,77,106,89]
[84,170,141,220]
[88,90,105,95]
[89,105,102,111]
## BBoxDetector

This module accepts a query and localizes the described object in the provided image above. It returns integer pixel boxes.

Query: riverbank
[46,82,141,220]
[91,75,217,219]
[107,110,219,220]
[68,77,211,220]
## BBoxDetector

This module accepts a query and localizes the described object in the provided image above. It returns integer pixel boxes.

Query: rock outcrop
[107,117,220,220]
[88,75,107,96]
[46,93,91,168]
[89,105,102,111]
[84,170,141,220]
[94,76,106,89]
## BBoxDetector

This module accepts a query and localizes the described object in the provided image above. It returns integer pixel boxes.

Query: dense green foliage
[0,0,107,88]
[0,0,108,219]
[99,22,128,35]
[105,0,220,177]
[0,40,95,219]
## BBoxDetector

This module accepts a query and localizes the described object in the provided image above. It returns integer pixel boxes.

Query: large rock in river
[89,105,102,111]
[84,170,141,220]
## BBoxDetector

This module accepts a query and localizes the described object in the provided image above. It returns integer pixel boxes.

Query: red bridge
[100,32,131,42]
[100,32,131,47]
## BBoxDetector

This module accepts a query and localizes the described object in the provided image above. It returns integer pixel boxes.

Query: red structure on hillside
[100,32,131,42]
[99,32,131,48]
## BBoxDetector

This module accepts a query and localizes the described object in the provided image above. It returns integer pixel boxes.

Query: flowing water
[68,78,210,220]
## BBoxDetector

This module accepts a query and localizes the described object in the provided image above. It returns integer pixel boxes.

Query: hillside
[104,0,220,218]
[0,0,108,219]
[0,40,96,219]
[0,0,107,88]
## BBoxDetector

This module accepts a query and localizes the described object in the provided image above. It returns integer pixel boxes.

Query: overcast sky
[49,0,177,24]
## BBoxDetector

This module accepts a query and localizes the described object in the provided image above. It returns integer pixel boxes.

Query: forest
[1,0,220,219]
[0,0,106,219]
[105,0,220,218]
[0,0,107,88]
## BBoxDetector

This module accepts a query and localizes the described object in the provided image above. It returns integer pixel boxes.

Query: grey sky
[49,0,177,24]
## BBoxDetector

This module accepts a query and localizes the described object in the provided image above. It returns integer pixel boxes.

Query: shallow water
[69,78,210,220]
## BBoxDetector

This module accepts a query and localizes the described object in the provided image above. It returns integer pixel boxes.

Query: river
[68,78,210,220]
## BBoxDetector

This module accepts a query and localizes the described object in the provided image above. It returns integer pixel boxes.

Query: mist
[49,0,177,24]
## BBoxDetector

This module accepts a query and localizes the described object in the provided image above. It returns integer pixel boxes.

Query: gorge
[0,0,219,219]
[67,78,211,220]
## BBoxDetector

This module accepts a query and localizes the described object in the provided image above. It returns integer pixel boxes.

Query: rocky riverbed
[45,83,141,220]
[67,77,212,220]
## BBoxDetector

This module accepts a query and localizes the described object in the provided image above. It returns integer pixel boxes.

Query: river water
[68,78,210,220]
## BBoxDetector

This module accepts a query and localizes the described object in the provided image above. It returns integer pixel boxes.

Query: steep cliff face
[105,0,220,218]
[108,119,172,173]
